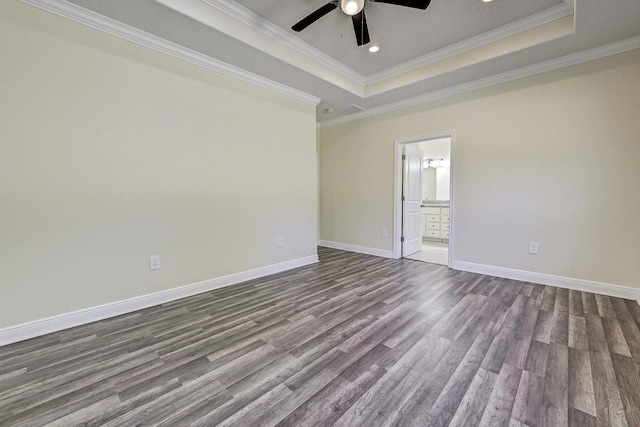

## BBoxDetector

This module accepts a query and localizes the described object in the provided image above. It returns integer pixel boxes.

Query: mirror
[423,164,437,201]
[420,138,451,202]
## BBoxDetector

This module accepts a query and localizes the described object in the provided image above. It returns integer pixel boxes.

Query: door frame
[393,131,456,264]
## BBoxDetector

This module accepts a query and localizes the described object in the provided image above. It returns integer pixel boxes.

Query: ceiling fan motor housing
[292,0,431,46]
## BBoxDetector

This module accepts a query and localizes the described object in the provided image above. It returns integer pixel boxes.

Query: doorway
[393,133,454,266]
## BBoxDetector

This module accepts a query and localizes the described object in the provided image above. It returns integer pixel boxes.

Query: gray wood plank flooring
[1,247,640,426]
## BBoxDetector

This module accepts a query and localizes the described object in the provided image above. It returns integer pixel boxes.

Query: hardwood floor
[2,247,640,426]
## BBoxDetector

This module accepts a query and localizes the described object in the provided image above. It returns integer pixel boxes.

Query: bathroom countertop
[421,202,450,208]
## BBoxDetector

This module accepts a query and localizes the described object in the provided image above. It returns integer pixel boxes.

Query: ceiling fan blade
[352,10,370,46]
[371,0,431,10]
[292,1,338,32]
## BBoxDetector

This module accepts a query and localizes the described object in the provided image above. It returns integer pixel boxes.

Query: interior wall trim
[0,255,319,347]
[320,35,640,128]
[450,260,640,300]
[319,241,394,259]
[392,132,456,261]
[365,1,574,84]
[201,0,365,85]
[18,0,321,106]
[200,0,572,87]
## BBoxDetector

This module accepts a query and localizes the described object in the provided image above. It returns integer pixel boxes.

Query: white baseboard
[319,240,394,259]
[0,255,318,347]
[450,260,640,300]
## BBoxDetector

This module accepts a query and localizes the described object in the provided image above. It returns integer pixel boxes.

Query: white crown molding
[18,0,321,106]
[20,0,637,130]
[201,0,366,85]
[319,240,394,259]
[17,0,586,115]
[200,0,574,92]
[199,0,575,93]
[366,1,575,84]
[319,35,640,127]
[450,260,640,300]
[0,255,319,346]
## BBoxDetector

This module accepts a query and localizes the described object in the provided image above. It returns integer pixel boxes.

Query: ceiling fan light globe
[341,0,364,15]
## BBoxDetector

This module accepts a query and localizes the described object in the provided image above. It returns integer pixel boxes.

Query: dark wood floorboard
[2,247,640,426]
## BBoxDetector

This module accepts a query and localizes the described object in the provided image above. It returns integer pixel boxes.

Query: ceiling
[31,0,640,124]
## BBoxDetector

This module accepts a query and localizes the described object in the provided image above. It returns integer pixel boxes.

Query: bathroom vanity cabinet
[421,205,450,242]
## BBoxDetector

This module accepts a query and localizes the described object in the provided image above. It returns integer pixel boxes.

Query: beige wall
[0,2,318,328]
[320,49,640,289]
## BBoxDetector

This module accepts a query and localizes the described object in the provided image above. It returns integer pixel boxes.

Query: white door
[402,145,423,257]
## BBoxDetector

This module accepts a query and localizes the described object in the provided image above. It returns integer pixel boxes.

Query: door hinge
[401,236,405,242]
[402,154,406,160]
[401,196,405,202]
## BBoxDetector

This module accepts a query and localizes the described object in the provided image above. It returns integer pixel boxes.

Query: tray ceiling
[25,0,640,124]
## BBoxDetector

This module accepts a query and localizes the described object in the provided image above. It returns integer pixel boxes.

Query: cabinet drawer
[440,230,450,239]
[441,208,450,215]
[424,229,439,238]
[441,223,450,231]
[441,215,450,224]
[424,207,440,215]
[427,222,440,230]
[427,215,440,222]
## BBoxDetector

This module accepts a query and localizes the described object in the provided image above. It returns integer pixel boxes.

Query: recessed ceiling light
[368,45,380,53]
[482,0,493,2]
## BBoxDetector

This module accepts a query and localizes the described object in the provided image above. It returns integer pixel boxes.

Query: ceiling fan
[291,0,431,46]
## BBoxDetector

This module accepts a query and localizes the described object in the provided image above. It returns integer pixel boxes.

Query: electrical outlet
[277,237,284,247]
[529,242,539,254]
[150,255,161,270]
[382,228,388,238]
